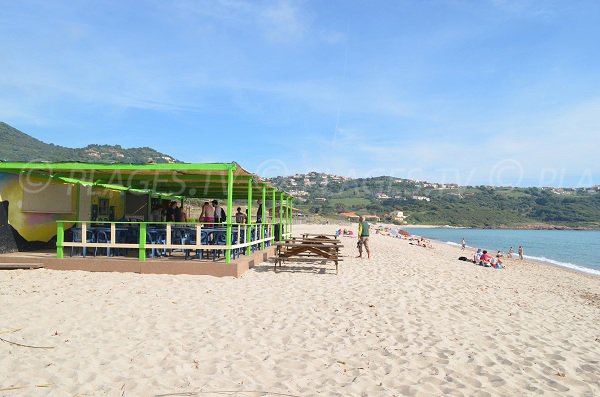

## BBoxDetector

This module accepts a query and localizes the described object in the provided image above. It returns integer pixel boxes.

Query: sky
[1,0,599,187]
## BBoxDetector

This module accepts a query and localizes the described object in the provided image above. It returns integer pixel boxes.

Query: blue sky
[1,0,599,187]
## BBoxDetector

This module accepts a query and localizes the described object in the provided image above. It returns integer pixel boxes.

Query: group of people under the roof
[148,200,264,225]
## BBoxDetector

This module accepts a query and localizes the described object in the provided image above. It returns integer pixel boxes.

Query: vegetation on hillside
[0,122,178,164]
[268,173,600,229]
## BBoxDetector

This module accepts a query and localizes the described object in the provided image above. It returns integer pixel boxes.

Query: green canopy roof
[0,162,290,200]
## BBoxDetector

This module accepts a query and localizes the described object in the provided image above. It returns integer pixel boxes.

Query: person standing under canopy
[235,207,247,224]
[213,200,225,224]
[256,200,263,224]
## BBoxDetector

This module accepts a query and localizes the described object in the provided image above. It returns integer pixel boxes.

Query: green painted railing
[56,220,279,263]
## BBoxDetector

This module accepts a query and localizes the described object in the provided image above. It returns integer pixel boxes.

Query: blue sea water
[402,228,600,276]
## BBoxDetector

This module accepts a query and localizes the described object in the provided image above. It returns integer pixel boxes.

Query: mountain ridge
[0,122,178,164]
[266,173,600,228]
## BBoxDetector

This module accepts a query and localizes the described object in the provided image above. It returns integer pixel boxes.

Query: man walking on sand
[357,216,371,259]
[461,238,466,250]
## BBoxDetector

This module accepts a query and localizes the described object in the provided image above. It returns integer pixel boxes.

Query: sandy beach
[1,223,599,396]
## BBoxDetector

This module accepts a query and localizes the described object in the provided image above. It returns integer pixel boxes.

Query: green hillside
[2,122,598,228]
[0,122,179,164]
[268,173,600,229]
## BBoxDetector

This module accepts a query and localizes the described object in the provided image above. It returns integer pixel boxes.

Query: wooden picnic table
[275,236,343,274]
[301,233,339,239]
[282,238,342,244]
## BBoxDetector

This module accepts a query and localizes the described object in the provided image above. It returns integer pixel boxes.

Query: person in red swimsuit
[480,250,492,267]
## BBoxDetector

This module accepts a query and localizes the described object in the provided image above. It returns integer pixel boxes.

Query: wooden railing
[56,221,278,263]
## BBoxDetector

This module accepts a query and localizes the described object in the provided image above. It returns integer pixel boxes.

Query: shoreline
[482,225,600,231]
[441,240,600,279]
[403,224,600,231]
[360,222,600,278]
[329,220,600,278]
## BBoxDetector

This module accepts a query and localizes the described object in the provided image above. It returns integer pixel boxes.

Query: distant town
[267,172,600,228]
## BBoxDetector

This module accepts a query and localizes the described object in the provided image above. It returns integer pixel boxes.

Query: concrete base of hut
[0,248,276,278]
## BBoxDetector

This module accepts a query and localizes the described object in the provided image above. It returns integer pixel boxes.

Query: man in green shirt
[357,216,371,259]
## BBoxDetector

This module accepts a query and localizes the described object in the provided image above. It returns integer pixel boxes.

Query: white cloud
[167,0,255,22]
[167,0,312,43]
[259,0,309,42]
[288,96,600,186]
[490,0,563,19]
[321,30,345,44]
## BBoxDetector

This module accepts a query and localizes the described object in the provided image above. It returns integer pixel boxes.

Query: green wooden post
[75,184,81,220]
[261,185,266,250]
[288,197,292,235]
[285,194,288,237]
[284,197,287,236]
[290,197,294,233]
[56,221,64,259]
[289,198,292,233]
[147,194,152,221]
[271,189,276,242]
[225,167,234,263]
[139,222,147,261]
[284,197,288,237]
[279,193,284,240]
[246,177,253,256]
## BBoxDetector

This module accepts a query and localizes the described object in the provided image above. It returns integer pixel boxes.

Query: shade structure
[0,161,294,266]
[268,205,301,215]
[0,162,290,200]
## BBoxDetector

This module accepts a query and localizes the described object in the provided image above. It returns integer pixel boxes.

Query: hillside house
[412,196,431,202]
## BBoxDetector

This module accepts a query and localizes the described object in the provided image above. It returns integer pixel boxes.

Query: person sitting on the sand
[474,248,482,263]
[490,255,504,269]
[507,247,514,259]
[411,237,433,248]
[480,250,493,267]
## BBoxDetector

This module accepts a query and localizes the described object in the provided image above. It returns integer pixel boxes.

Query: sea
[402,227,600,276]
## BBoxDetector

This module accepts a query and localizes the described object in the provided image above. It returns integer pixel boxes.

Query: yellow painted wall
[0,173,78,242]
[0,173,126,243]
[91,187,125,220]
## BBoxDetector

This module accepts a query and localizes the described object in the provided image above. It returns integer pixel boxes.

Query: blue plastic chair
[212,229,233,261]
[184,230,211,260]
[94,230,111,257]
[146,229,167,258]
[169,228,186,256]
[70,228,94,257]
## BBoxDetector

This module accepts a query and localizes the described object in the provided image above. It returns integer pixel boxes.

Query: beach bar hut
[0,162,293,276]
